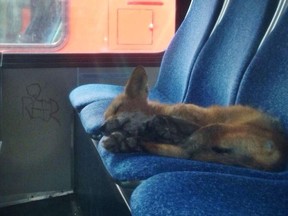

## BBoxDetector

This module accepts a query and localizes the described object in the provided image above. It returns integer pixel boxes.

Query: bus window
[0,0,65,48]
[0,0,176,53]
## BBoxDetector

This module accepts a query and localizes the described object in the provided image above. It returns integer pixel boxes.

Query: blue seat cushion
[79,99,113,135]
[95,138,287,181]
[130,171,288,216]
[69,84,124,112]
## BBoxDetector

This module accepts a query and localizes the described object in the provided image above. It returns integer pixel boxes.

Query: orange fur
[104,66,288,171]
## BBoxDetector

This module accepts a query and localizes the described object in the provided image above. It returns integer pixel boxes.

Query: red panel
[128,1,164,6]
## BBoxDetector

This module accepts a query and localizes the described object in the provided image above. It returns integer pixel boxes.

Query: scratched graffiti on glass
[21,83,60,125]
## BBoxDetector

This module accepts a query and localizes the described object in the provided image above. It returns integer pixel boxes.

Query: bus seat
[92,0,279,182]
[130,8,288,216]
[131,170,288,216]
[235,15,288,133]
[183,0,278,106]
[69,0,224,113]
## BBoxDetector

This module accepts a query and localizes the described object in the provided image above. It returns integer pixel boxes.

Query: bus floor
[0,194,83,216]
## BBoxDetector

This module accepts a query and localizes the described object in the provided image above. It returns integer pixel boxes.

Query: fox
[101,66,288,171]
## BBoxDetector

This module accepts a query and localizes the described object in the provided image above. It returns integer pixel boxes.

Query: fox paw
[100,112,150,137]
[102,132,143,153]
[143,115,200,144]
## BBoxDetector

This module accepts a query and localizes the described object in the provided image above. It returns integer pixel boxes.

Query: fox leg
[100,112,193,154]
[101,112,200,143]
[182,123,282,170]
[101,132,190,158]
[142,114,200,143]
[101,113,200,154]
[102,132,144,153]
[101,113,199,155]
[100,112,149,137]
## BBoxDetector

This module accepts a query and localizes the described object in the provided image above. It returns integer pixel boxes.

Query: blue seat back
[184,0,279,106]
[236,9,288,134]
[151,0,223,103]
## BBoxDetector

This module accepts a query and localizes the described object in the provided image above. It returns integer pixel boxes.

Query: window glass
[0,0,176,53]
[0,0,65,49]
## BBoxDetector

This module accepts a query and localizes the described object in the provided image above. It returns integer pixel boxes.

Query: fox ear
[125,65,148,99]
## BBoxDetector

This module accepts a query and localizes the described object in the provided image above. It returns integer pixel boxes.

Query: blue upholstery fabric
[151,0,223,103]
[184,0,278,106]
[130,172,288,216]
[96,142,288,181]
[85,0,280,182]
[79,99,113,135]
[235,9,288,133]
[69,0,223,112]
[69,84,123,112]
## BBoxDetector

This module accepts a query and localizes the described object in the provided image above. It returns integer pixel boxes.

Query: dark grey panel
[0,68,76,202]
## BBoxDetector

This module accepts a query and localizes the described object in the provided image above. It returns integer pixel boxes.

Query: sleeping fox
[101,66,288,171]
